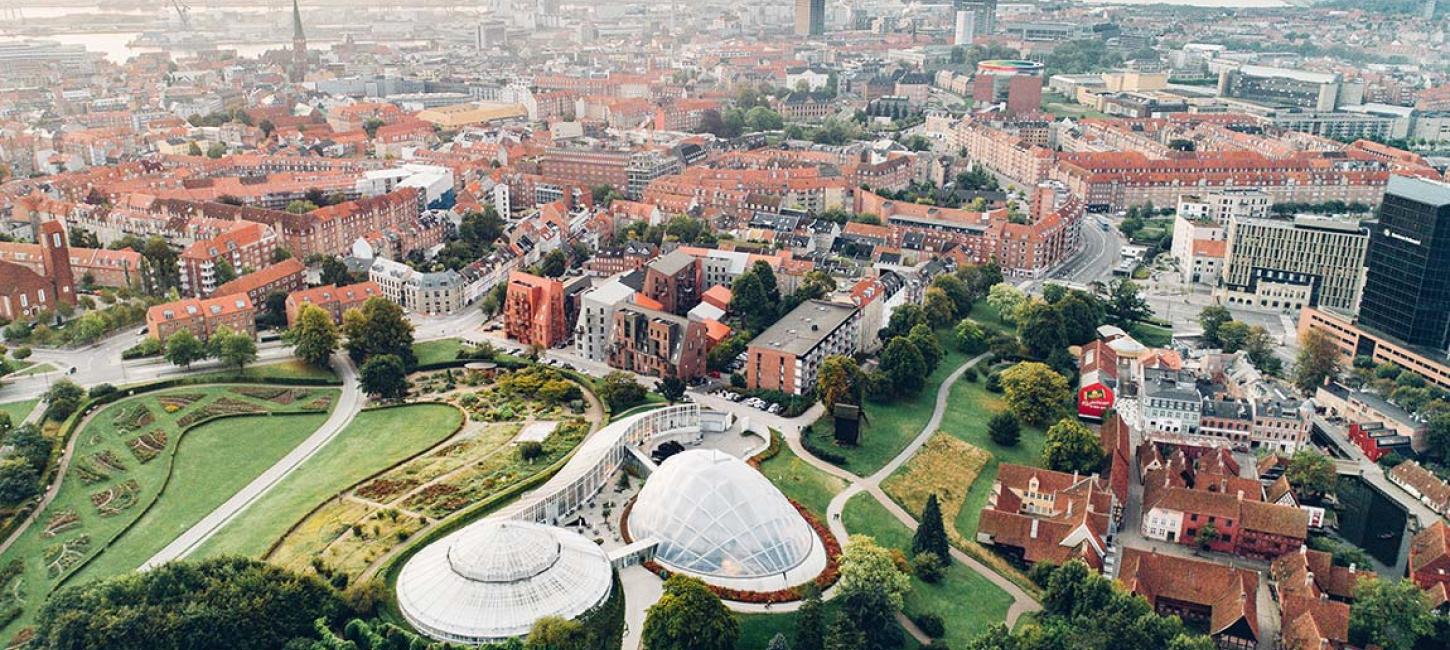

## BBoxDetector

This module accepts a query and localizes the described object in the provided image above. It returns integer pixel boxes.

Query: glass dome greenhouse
[628,448,816,580]
[395,520,613,643]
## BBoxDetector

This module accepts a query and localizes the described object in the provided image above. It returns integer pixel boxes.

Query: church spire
[290,0,307,83]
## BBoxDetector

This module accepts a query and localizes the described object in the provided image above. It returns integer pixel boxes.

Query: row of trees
[1196,305,1282,375]
[161,326,257,371]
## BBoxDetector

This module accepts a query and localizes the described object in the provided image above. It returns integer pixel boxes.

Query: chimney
[1236,490,1244,501]
[1029,519,1039,539]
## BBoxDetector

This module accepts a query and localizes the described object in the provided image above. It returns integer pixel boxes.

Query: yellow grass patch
[882,433,989,547]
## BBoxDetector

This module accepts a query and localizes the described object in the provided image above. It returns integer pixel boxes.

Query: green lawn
[935,379,1047,542]
[968,302,1016,334]
[192,404,463,560]
[0,385,338,638]
[756,436,847,518]
[843,493,1013,648]
[1129,321,1173,347]
[67,411,331,583]
[188,359,338,383]
[0,399,38,426]
[413,339,465,366]
[805,331,969,476]
[5,362,52,379]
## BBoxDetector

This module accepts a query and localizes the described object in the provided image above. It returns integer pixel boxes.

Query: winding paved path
[737,353,1040,630]
[141,352,364,569]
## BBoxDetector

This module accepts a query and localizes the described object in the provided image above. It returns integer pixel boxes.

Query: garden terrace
[0,384,338,642]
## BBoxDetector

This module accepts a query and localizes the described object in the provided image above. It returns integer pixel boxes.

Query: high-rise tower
[290,0,307,83]
[794,0,824,37]
[1358,176,1450,354]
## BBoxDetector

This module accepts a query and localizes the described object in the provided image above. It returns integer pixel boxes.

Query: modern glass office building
[1359,176,1450,354]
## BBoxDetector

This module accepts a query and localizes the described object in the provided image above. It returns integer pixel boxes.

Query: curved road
[141,351,364,569]
[715,353,1041,629]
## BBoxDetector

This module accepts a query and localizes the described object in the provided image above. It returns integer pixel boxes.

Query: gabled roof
[1118,548,1259,641]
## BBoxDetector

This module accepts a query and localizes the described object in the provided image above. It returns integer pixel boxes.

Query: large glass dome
[628,449,815,580]
[396,520,613,643]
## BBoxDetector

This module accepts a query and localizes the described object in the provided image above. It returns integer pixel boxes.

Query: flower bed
[746,431,783,468]
[355,478,420,503]
[42,535,90,578]
[40,511,78,539]
[125,431,167,464]
[89,480,140,517]
[110,404,154,433]
[174,398,264,428]
[157,393,204,413]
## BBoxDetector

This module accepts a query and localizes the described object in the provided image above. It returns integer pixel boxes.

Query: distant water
[1081,0,1290,6]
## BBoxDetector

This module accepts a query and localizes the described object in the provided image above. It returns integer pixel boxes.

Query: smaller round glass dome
[628,449,816,580]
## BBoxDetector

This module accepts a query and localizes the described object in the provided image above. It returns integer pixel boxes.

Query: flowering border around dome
[622,495,840,604]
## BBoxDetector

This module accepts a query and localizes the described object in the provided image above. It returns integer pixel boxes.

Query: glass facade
[629,449,814,579]
[1359,177,1450,353]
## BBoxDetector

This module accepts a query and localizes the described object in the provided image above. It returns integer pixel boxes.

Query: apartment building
[367,257,465,316]
[1176,189,1271,226]
[177,222,280,297]
[607,304,707,380]
[213,258,307,311]
[284,281,383,326]
[0,221,77,321]
[539,148,632,192]
[0,241,141,289]
[146,293,256,341]
[746,300,860,395]
[1220,215,1369,313]
[575,279,635,363]
[504,271,567,349]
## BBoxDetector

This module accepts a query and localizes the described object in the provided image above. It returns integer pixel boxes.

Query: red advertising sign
[1077,382,1114,420]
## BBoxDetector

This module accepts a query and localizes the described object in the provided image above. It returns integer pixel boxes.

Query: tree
[1349,577,1435,650]
[767,633,791,650]
[1194,521,1220,550]
[258,118,275,137]
[1042,418,1103,474]
[641,574,739,650]
[1242,325,1280,374]
[341,297,416,368]
[209,326,257,370]
[33,557,347,650]
[598,371,647,411]
[837,535,910,609]
[1018,300,1068,360]
[1054,291,1105,345]
[187,141,203,156]
[540,249,568,277]
[358,354,408,399]
[879,337,927,398]
[795,587,826,650]
[164,329,208,369]
[7,424,51,473]
[213,258,238,284]
[988,412,1021,447]
[730,265,779,334]
[923,287,955,329]
[912,493,951,565]
[1293,328,1342,395]
[1217,320,1251,353]
[744,106,784,131]
[526,616,589,650]
[1427,414,1450,461]
[1197,305,1232,346]
[43,379,86,422]
[907,324,944,374]
[999,362,1070,427]
[289,303,340,367]
[880,304,928,342]
[1105,278,1152,328]
[930,274,974,319]
[824,614,866,650]
[0,458,39,506]
[1285,449,1336,498]
[817,355,862,411]
[320,256,353,287]
[955,319,989,354]
[986,283,1026,324]
[659,376,687,403]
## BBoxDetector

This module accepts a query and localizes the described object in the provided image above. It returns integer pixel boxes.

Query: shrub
[517,440,545,462]
[87,384,118,400]
[10,346,31,360]
[912,551,945,584]
[912,613,946,639]
[988,412,1020,447]
[1027,561,1058,587]
[985,371,1003,393]
[962,366,979,382]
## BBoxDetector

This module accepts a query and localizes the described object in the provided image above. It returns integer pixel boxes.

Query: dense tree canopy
[999,362,1070,427]
[641,574,738,650]
[32,557,348,650]
[341,297,416,369]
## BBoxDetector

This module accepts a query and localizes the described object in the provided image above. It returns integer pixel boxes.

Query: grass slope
[192,404,463,560]
[0,399,38,426]
[755,438,847,518]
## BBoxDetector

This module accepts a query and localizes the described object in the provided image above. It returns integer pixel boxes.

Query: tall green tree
[1285,449,1337,498]
[1041,418,1104,474]
[526,616,590,650]
[42,379,86,422]
[906,324,943,374]
[1197,305,1231,346]
[795,586,826,650]
[986,283,1026,324]
[0,458,39,506]
[163,329,208,369]
[879,304,928,341]
[358,354,408,399]
[659,376,687,403]
[1292,327,1343,395]
[209,326,257,370]
[598,371,647,411]
[1105,278,1152,328]
[1018,300,1068,360]
[912,493,951,565]
[988,412,1021,447]
[999,362,1070,426]
[641,574,739,650]
[837,535,910,608]
[1349,577,1435,650]
[289,303,340,367]
[955,319,989,354]
[817,355,862,411]
[341,297,416,368]
[879,337,927,398]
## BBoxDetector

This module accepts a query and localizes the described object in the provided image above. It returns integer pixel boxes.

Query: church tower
[290,0,307,83]
[37,221,76,307]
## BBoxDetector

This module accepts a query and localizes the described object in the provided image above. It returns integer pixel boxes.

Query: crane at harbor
[170,0,193,31]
